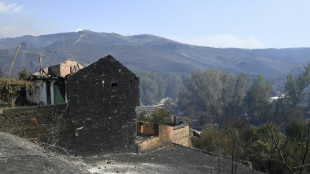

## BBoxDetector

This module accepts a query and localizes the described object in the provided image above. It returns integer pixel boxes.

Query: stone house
[67,55,140,154]
[2,55,140,155]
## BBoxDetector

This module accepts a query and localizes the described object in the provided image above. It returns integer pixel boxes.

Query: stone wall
[137,124,191,152]
[158,125,173,136]
[170,125,191,147]
[138,134,170,152]
[0,104,74,150]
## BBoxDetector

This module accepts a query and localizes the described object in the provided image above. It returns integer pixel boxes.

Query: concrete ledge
[3,104,67,114]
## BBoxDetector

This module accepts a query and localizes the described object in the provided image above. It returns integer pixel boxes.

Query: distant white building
[268,94,285,102]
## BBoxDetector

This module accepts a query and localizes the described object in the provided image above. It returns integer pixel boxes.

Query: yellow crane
[7,44,20,78]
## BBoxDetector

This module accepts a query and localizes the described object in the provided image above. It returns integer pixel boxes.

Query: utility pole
[8,44,20,78]
[39,56,42,75]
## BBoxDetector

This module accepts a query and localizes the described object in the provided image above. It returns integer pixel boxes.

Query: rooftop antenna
[38,56,48,76]
[7,44,20,78]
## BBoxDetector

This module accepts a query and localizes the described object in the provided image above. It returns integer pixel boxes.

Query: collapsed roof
[30,59,83,80]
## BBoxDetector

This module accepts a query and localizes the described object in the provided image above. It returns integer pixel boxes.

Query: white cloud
[0,24,42,38]
[179,34,264,49]
[0,14,59,38]
[0,1,22,14]
[76,28,84,32]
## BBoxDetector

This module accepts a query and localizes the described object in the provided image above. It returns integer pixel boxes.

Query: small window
[111,83,117,87]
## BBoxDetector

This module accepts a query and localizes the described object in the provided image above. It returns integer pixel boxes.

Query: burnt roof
[29,59,83,80]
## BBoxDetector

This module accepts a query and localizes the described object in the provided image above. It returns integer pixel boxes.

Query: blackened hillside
[0,132,262,174]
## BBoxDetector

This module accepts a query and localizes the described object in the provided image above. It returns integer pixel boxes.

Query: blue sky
[0,0,309,48]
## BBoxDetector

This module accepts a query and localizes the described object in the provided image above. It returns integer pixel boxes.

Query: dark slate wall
[67,55,139,155]
[0,104,75,150]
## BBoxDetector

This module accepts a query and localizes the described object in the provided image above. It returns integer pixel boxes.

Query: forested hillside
[178,62,310,173]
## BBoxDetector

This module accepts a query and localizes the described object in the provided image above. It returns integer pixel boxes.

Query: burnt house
[26,60,83,105]
[9,55,139,155]
[67,55,139,154]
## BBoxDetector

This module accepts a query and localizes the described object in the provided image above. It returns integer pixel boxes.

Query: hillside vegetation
[181,62,310,173]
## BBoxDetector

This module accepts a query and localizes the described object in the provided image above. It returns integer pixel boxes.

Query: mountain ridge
[0,30,309,79]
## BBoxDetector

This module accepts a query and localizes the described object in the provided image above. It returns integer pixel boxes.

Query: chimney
[173,116,176,125]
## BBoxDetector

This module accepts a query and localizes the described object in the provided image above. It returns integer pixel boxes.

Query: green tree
[150,108,172,125]
[136,110,150,122]
[223,73,250,121]
[178,69,250,125]
[0,68,3,77]
[17,69,31,80]
[181,116,192,126]
[284,119,310,173]
[162,73,182,99]
[286,119,307,143]
[178,71,208,118]
[138,72,166,105]
[285,62,310,107]
[178,69,226,124]
[250,75,271,104]
[0,78,34,107]
[246,74,271,124]
[247,123,285,172]
[192,124,219,152]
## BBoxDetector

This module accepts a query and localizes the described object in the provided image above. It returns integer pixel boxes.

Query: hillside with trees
[2,31,310,173]
[179,62,310,173]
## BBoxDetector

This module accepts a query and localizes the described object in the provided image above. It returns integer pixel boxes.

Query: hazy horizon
[0,1,310,49]
[2,29,310,50]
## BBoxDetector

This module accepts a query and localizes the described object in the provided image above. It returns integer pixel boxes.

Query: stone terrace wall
[0,104,74,150]
[170,125,191,147]
[138,134,170,152]
[158,125,173,136]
